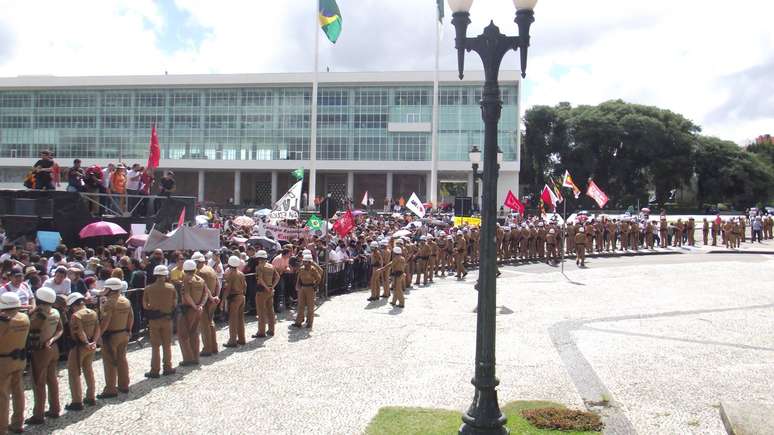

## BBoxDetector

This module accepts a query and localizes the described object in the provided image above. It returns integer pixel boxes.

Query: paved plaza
[20,252,774,435]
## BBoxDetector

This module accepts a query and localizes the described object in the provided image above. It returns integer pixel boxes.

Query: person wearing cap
[292,254,321,328]
[24,287,63,425]
[142,265,177,378]
[546,228,557,265]
[252,250,279,338]
[0,293,30,434]
[96,278,133,399]
[435,235,447,278]
[178,259,206,366]
[0,267,35,312]
[222,256,247,347]
[65,292,99,411]
[193,252,220,357]
[453,231,467,280]
[414,237,431,287]
[574,226,587,267]
[381,246,406,308]
[367,242,383,302]
[425,235,438,284]
[379,241,392,298]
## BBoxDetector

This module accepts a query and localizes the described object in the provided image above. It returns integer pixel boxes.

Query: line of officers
[0,249,325,435]
[365,231,473,308]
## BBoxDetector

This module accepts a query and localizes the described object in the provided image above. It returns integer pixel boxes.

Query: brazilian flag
[292,168,305,180]
[306,214,324,231]
[319,0,342,43]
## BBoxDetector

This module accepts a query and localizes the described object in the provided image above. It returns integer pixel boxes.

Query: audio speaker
[454,196,473,217]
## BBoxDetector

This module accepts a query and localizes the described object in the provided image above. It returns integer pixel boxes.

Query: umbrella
[404,221,422,229]
[195,215,209,225]
[393,229,411,238]
[254,209,272,217]
[125,234,148,248]
[352,210,366,216]
[247,236,281,252]
[79,221,127,239]
[233,216,255,227]
[641,207,651,213]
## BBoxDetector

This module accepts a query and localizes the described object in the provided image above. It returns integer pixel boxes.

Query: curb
[708,250,774,255]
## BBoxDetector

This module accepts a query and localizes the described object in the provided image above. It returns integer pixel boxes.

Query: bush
[522,407,603,432]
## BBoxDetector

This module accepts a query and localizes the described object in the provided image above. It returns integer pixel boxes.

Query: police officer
[223,256,247,347]
[193,252,220,357]
[0,293,30,434]
[178,260,206,366]
[702,218,710,245]
[387,246,406,308]
[253,250,279,338]
[453,231,467,280]
[575,227,587,267]
[379,241,392,298]
[426,235,438,284]
[65,292,99,411]
[142,265,177,378]
[368,242,383,301]
[415,236,430,286]
[546,228,557,265]
[659,217,668,248]
[687,217,696,246]
[97,278,133,399]
[25,287,62,425]
[292,254,321,329]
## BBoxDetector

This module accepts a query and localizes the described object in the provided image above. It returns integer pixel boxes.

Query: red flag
[147,124,161,170]
[332,209,355,237]
[177,207,186,228]
[541,184,558,211]
[586,180,609,208]
[504,190,524,215]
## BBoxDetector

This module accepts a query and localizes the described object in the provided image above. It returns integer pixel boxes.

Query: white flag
[270,180,303,221]
[361,191,369,207]
[406,192,426,218]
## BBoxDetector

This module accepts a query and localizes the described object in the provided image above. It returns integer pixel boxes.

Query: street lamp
[469,145,503,212]
[451,0,537,434]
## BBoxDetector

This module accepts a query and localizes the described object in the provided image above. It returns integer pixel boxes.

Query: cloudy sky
[0,0,771,143]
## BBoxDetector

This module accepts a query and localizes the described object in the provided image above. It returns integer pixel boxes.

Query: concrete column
[426,172,433,205]
[347,171,354,200]
[386,172,394,201]
[233,170,241,206]
[197,170,205,203]
[271,171,278,205]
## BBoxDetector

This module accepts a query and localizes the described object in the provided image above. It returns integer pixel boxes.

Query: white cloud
[0,0,771,143]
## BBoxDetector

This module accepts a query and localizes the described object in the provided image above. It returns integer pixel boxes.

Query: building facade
[0,71,520,209]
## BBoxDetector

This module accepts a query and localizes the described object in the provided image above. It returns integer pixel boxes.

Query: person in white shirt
[126,163,142,214]
[43,267,71,296]
[0,266,35,310]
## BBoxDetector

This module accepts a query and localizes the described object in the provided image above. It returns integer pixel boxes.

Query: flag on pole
[306,214,324,231]
[406,192,426,218]
[270,180,303,220]
[332,209,354,237]
[361,191,369,207]
[177,207,186,228]
[551,178,564,204]
[541,184,559,211]
[147,124,160,171]
[319,0,342,43]
[562,170,582,199]
[504,190,525,215]
[292,168,305,180]
[586,180,610,208]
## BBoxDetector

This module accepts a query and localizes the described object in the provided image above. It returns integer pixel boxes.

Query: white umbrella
[195,215,209,225]
[255,208,272,217]
[393,229,411,238]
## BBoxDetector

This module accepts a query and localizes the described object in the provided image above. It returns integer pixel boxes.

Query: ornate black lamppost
[450,0,537,433]
[469,145,503,212]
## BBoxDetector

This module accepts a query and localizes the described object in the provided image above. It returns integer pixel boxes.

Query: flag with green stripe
[306,214,324,231]
[292,168,304,180]
[319,0,343,44]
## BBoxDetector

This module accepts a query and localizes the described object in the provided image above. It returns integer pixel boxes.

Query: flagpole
[309,0,320,210]
[430,6,441,208]
[561,196,566,273]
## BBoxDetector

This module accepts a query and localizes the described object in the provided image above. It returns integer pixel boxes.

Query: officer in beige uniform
[386,246,406,308]
[65,292,99,411]
[97,278,133,399]
[415,236,431,286]
[575,227,587,267]
[379,241,392,298]
[193,252,220,357]
[367,242,383,301]
[426,235,438,284]
[453,231,467,280]
[25,287,62,425]
[222,256,247,347]
[0,293,30,434]
[142,265,177,378]
[178,260,207,366]
[292,254,321,329]
[253,250,279,338]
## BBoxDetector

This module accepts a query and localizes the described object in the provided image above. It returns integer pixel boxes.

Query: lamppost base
[459,419,509,435]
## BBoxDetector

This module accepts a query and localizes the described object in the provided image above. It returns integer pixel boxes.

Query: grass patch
[365,401,601,435]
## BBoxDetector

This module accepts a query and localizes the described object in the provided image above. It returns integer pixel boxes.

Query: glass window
[0,94,32,108]
[172,114,199,129]
[318,89,348,106]
[317,114,349,128]
[317,136,349,160]
[353,114,387,129]
[171,91,200,107]
[206,90,238,106]
[241,114,273,129]
[393,134,429,161]
[102,92,132,107]
[242,89,273,106]
[137,92,165,107]
[101,115,131,129]
[0,116,30,128]
[394,89,430,106]
[354,89,388,106]
[205,115,237,129]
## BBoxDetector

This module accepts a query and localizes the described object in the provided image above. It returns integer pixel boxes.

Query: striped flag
[319,0,343,43]
[562,170,582,199]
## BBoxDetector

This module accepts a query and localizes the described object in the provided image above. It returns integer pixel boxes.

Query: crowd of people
[1,205,772,433]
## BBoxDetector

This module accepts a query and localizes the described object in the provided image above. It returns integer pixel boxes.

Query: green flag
[436,0,444,23]
[292,168,304,180]
[319,0,342,43]
[306,214,324,231]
